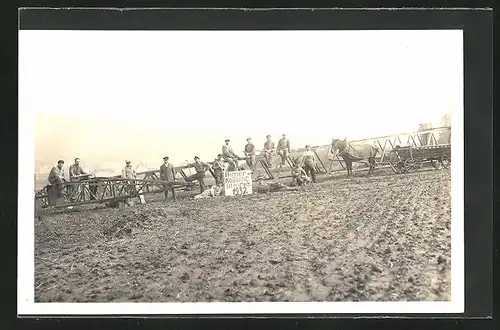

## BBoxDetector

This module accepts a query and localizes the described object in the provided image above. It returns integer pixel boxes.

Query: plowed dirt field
[34,169,451,302]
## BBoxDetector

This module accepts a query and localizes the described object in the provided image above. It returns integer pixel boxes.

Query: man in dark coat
[244,137,257,172]
[186,156,210,193]
[211,154,225,187]
[160,156,176,201]
[47,160,67,205]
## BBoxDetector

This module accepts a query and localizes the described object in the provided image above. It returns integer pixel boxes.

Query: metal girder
[36,178,196,208]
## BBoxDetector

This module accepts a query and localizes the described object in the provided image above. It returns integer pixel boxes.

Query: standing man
[211,154,225,187]
[160,156,176,201]
[47,160,67,204]
[68,158,88,201]
[121,160,137,179]
[301,145,317,183]
[244,137,257,172]
[263,135,275,168]
[186,156,210,193]
[277,134,291,167]
[121,160,137,199]
[222,139,240,171]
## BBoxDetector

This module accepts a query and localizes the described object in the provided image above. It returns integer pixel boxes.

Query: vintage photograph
[20,29,462,310]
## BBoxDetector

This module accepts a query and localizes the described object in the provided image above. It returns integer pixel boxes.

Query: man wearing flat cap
[263,135,275,168]
[160,156,176,201]
[244,138,256,172]
[211,154,225,187]
[301,145,317,183]
[222,139,240,171]
[121,160,137,201]
[186,156,210,193]
[277,134,291,167]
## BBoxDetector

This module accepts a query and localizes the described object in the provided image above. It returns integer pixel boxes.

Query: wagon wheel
[440,156,450,169]
[388,152,403,174]
[404,159,419,173]
[431,158,442,169]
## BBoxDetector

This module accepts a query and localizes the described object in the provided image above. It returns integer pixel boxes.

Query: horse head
[331,138,347,154]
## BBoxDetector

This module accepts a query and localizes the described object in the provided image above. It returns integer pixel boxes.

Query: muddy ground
[34,168,451,302]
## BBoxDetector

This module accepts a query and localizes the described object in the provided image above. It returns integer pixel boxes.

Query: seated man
[291,163,311,186]
[68,157,88,201]
[301,145,317,183]
[222,139,241,172]
[244,138,257,172]
[47,160,67,205]
[277,134,291,167]
[263,135,275,168]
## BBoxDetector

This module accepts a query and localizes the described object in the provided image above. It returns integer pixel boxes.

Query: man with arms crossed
[186,156,210,193]
[211,154,225,187]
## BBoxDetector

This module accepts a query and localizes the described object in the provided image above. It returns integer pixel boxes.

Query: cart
[388,144,451,174]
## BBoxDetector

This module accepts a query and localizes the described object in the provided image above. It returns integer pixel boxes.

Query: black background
[3,3,495,330]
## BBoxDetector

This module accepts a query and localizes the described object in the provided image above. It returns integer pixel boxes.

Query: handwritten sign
[224,170,253,196]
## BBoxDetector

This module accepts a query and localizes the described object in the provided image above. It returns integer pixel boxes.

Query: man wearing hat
[222,139,240,171]
[277,134,291,167]
[121,160,137,201]
[211,154,225,187]
[121,160,136,180]
[300,145,317,183]
[263,135,275,168]
[186,156,210,193]
[160,156,176,201]
[244,138,256,172]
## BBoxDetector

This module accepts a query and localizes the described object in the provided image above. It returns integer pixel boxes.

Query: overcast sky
[20,30,462,169]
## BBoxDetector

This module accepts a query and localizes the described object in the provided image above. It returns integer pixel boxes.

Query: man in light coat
[222,139,240,172]
[301,145,317,183]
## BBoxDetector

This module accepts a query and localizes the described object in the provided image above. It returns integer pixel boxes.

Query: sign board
[224,170,253,196]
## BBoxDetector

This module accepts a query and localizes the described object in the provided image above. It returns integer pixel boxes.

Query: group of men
[46,158,96,203]
[45,133,318,203]
[242,134,291,169]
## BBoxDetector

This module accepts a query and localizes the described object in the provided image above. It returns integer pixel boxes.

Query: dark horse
[330,138,379,177]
